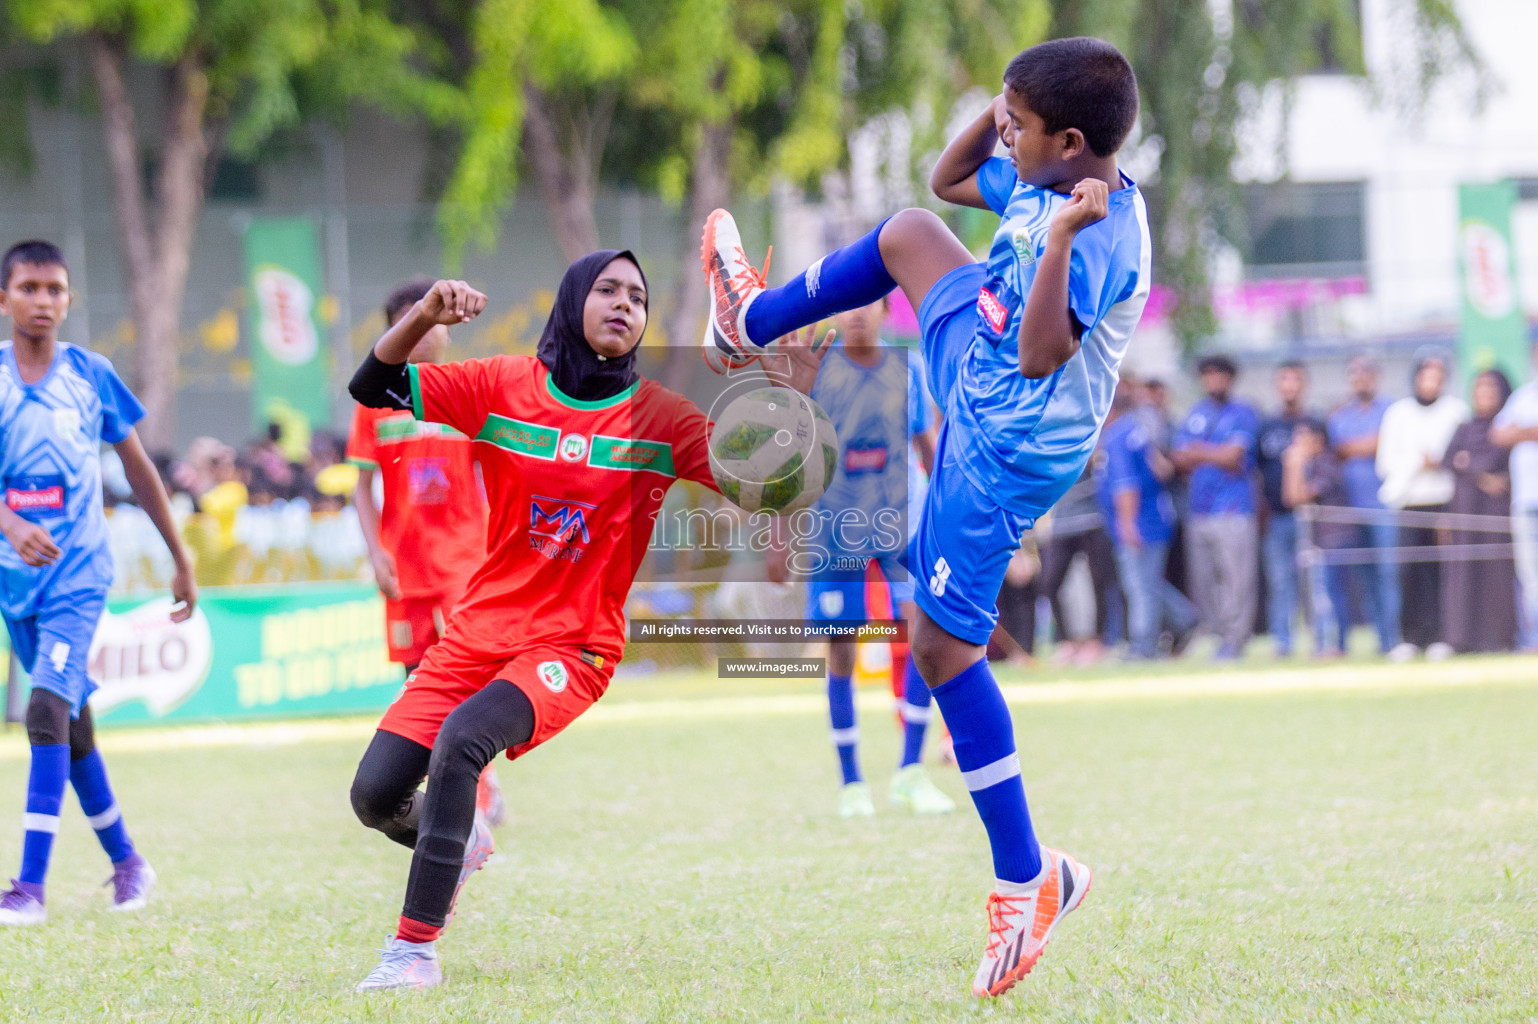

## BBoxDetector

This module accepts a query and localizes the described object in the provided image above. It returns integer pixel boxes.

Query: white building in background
[1225,0,1538,359]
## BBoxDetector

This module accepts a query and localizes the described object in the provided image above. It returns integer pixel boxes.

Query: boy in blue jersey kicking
[0,240,196,925]
[789,296,951,819]
[700,38,1148,997]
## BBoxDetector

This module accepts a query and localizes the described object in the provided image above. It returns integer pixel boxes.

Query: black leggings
[26,688,99,760]
[350,680,535,928]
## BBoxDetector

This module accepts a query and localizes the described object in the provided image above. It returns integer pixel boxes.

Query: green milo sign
[71,583,404,726]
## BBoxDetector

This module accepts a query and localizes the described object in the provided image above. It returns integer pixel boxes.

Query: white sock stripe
[23,812,60,834]
[87,804,122,831]
[901,703,933,724]
[829,726,860,746]
[960,752,1021,792]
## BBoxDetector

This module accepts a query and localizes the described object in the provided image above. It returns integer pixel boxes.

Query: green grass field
[1,657,1536,1022]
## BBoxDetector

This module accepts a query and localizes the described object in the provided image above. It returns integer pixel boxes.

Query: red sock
[396,915,442,945]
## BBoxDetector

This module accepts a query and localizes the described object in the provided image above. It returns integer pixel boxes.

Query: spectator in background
[1037,466,1119,665]
[1442,368,1516,653]
[1256,361,1311,656]
[1172,355,1260,660]
[1376,351,1468,660]
[1493,359,1538,650]
[1327,355,1399,655]
[1139,377,1188,601]
[1282,419,1352,655]
[1097,382,1196,660]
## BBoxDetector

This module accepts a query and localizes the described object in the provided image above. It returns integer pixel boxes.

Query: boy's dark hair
[384,277,434,326]
[1004,37,1139,158]
[2,240,69,289]
[1197,354,1237,377]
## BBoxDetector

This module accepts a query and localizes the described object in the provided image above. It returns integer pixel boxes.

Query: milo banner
[244,216,334,435]
[1457,181,1528,383]
[7,584,404,727]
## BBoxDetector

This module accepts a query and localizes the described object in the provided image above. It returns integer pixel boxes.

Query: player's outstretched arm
[761,324,835,396]
[351,280,487,409]
[115,429,197,622]
[1017,178,1109,378]
[930,95,1009,210]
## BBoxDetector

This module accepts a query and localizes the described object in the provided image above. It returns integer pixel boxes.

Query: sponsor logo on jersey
[1011,229,1036,265]
[5,475,65,515]
[407,457,452,505]
[530,495,595,562]
[536,660,569,693]
[476,414,559,460]
[977,287,1009,335]
[560,434,589,461]
[843,444,889,474]
[52,408,82,444]
[587,435,676,476]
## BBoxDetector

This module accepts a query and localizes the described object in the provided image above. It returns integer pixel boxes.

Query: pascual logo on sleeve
[536,660,569,693]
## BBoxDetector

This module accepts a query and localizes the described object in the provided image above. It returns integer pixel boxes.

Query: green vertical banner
[1458,181,1528,382]
[244,216,333,436]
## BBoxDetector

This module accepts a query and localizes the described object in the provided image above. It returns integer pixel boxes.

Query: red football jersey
[346,402,489,599]
[407,355,718,664]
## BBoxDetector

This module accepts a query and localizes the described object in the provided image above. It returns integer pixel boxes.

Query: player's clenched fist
[418,280,487,325]
[1049,179,1110,239]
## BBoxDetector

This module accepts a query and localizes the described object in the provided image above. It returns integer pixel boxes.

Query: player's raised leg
[68,704,155,910]
[701,207,973,371]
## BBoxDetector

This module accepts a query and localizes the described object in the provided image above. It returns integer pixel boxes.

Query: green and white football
[709,387,838,515]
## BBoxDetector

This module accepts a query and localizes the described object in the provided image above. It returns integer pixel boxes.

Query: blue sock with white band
[827,673,862,785]
[20,744,70,887]
[929,659,1042,883]
[899,652,933,768]
[742,219,896,347]
[71,750,136,864]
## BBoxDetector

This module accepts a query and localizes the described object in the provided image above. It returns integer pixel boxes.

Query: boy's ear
[1061,127,1087,161]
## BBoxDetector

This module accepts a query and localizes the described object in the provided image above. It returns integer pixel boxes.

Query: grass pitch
[1,657,1536,1022]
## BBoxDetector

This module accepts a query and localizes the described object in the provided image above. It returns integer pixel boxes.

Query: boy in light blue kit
[0,240,197,925]
[699,37,1149,997]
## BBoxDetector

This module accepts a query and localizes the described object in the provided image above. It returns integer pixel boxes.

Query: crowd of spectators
[100,425,367,591]
[990,351,1538,665]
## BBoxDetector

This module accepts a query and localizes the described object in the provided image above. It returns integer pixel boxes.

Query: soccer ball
[709,387,838,515]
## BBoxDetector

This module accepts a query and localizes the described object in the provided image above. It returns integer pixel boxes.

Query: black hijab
[537,249,647,401]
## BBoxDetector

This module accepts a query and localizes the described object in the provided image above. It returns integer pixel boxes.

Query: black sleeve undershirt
[349,351,413,411]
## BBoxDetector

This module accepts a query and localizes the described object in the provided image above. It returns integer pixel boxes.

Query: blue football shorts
[908,421,1035,645]
[916,261,987,410]
[806,550,914,623]
[4,586,107,715]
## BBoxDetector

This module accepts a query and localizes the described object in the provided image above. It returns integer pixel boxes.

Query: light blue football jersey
[0,342,145,616]
[949,156,1151,518]
[809,344,928,555]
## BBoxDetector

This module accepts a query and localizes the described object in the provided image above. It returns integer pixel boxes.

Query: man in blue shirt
[1255,362,1311,655]
[0,240,196,925]
[1326,355,1399,654]
[1172,355,1260,659]
[1095,383,1196,659]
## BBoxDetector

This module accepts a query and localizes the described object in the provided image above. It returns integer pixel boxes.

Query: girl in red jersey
[346,250,826,991]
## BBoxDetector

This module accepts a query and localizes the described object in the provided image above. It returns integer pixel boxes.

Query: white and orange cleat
[475,765,507,828]
[700,208,771,374]
[970,846,1092,998]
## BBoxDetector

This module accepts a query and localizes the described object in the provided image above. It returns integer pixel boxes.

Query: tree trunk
[523,88,600,263]
[87,35,209,451]
[662,120,732,389]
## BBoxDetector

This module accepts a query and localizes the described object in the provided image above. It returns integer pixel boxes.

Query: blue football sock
[20,743,70,887]
[742,218,896,347]
[929,659,1041,883]
[827,673,862,785]
[899,652,933,768]
[71,750,136,864]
